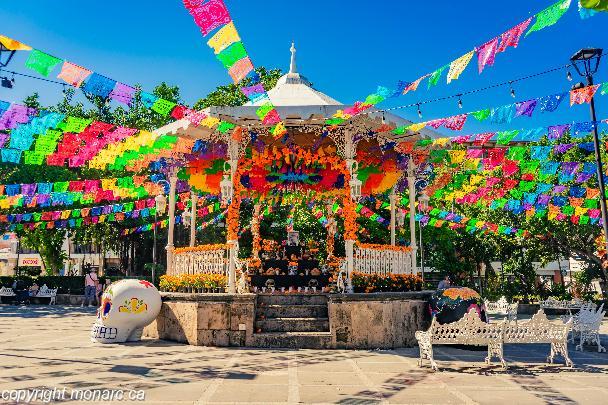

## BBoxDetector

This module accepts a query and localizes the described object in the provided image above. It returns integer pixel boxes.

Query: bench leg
[416,333,437,371]
[486,342,506,369]
[549,342,573,367]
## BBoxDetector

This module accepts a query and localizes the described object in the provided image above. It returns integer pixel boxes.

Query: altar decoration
[91,279,161,344]
[428,287,487,324]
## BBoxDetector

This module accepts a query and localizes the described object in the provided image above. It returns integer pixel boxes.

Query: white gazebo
[156,43,440,293]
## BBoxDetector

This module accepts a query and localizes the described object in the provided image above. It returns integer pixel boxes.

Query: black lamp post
[570,48,608,254]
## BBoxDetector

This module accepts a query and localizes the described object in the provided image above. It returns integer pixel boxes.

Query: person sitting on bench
[28,282,39,297]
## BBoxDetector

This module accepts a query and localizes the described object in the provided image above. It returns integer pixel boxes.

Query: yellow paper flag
[0,35,32,51]
[447,50,475,83]
[207,22,241,54]
[408,123,426,132]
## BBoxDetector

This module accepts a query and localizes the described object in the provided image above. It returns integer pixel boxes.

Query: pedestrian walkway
[0,305,607,404]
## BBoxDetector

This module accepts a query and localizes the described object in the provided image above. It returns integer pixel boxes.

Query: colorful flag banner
[24,50,62,77]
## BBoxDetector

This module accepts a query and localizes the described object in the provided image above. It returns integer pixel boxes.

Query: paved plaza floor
[0,306,607,404]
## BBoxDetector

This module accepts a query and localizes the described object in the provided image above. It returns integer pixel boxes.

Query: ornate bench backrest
[504,309,570,343]
[431,309,503,344]
[485,296,517,316]
[0,286,14,295]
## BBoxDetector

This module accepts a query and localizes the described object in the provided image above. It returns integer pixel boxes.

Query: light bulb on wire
[567,70,573,81]
[457,95,463,109]
[509,82,516,98]
[417,104,422,119]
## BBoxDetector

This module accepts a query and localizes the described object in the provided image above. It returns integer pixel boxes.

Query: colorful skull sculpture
[91,279,161,343]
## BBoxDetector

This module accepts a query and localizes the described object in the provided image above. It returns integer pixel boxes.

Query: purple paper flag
[548,124,570,140]
[515,99,537,117]
[109,83,136,106]
[0,105,37,130]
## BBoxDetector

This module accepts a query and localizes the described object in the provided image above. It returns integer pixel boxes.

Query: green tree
[192,67,283,109]
[19,228,67,275]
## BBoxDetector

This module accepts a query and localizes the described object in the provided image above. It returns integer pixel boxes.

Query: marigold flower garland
[356,243,412,253]
[174,244,229,254]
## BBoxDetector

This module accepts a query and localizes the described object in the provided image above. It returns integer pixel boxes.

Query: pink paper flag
[473,132,495,146]
[453,135,472,144]
[228,57,254,84]
[476,38,499,73]
[426,118,447,129]
[57,62,92,88]
[444,114,468,131]
[497,18,532,53]
[184,0,232,37]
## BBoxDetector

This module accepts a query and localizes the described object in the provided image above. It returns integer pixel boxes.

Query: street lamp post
[570,48,608,254]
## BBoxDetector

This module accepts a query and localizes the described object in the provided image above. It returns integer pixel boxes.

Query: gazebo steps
[256,304,328,319]
[257,293,328,306]
[250,332,333,349]
[255,317,329,333]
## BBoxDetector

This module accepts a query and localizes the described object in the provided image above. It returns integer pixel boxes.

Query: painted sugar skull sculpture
[91,279,161,343]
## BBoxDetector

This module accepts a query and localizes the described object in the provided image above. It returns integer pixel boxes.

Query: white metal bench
[415,309,505,371]
[34,285,58,305]
[415,309,573,371]
[562,304,605,353]
[540,298,592,314]
[484,296,518,321]
[0,286,15,303]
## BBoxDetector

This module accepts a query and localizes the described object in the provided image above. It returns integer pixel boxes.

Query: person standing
[83,268,99,307]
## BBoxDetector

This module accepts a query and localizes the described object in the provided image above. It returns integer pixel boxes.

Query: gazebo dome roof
[246,43,342,107]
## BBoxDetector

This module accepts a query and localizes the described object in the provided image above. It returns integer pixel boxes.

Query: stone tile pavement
[0,305,607,404]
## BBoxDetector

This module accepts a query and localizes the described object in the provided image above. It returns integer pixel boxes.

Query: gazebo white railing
[170,245,228,276]
[353,244,413,276]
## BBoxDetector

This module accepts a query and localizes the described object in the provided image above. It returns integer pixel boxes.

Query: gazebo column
[389,191,397,246]
[189,192,197,247]
[407,159,418,274]
[166,171,178,275]
[251,203,261,258]
[225,137,240,294]
[343,130,359,293]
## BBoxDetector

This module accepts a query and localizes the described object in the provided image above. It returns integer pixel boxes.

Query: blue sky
[1,0,607,136]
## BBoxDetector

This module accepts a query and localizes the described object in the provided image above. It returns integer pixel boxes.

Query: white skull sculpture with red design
[91,279,162,343]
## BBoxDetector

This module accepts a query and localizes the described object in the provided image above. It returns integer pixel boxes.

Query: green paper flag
[507,146,527,161]
[364,94,385,105]
[54,182,69,193]
[526,0,572,37]
[496,130,520,145]
[217,121,236,133]
[256,102,274,120]
[25,50,62,77]
[216,42,247,69]
[427,65,447,88]
[470,109,491,121]
[151,99,177,116]
[601,82,608,96]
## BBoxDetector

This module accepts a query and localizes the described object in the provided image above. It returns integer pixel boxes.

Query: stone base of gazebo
[143,291,432,349]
